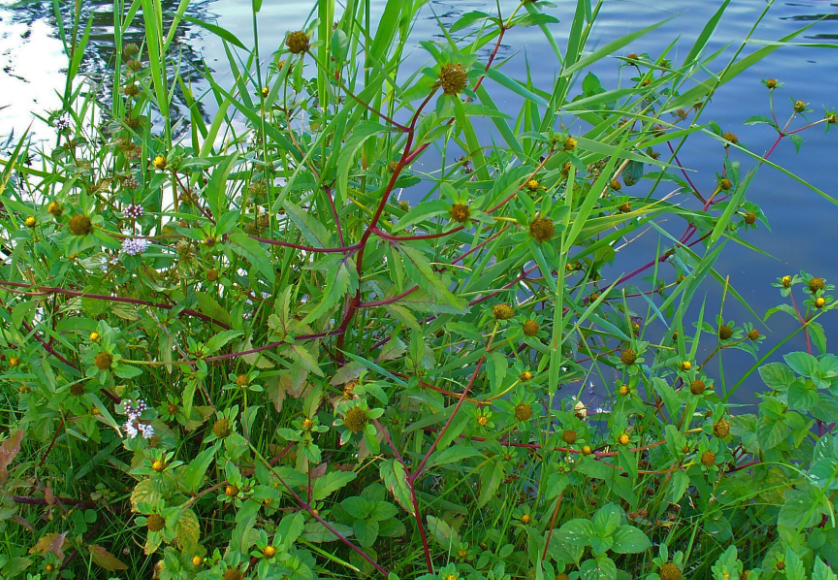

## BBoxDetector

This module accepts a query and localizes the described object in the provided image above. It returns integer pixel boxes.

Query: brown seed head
[827,112,837,124]
[690,379,706,395]
[744,212,757,225]
[213,417,232,438]
[618,202,631,213]
[514,403,533,421]
[146,514,165,532]
[713,419,730,438]
[776,562,786,571]
[718,325,733,340]
[493,304,514,320]
[223,569,243,580]
[206,268,219,282]
[523,319,539,336]
[235,375,249,387]
[700,451,716,467]
[722,132,738,145]
[809,277,826,292]
[748,329,760,340]
[70,383,85,397]
[449,203,470,223]
[344,406,368,433]
[620,348,637,366]
[610,179,622,191]
[69,214,92,236]
[562,430,578,445]
[660,563,682,580]
[94,352,113,370]
[719,178,732,190]
[439,63,468,95]
[47,201,63,217]
[766,78,777,89]
[286,31,309,54]
[794,100,806,113]
[529,217,555,242]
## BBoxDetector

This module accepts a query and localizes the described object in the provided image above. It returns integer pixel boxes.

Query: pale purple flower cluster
[123,398,154,439]
[121,237,148,255]
[124,204,144,219]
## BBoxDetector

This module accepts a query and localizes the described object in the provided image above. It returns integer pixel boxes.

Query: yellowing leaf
[88,545,128,571]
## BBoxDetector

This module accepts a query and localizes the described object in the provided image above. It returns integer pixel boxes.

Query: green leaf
[283,200,334,248]
[354,519,379,547]
[228,233,275,281]
[592,504,622,537]
[398,244,468,311]
[88,545,128,571]
[428,447,484,468]
[785,351,818,377]
[427,515,459,548]
[759,362,796,390]
[484,66,549,107]
[610,526,652,554]
[182,445,217,493]
[381,460,415,516]
[312,471,357,501]
[477,459,505,508]
[557,518,594,547]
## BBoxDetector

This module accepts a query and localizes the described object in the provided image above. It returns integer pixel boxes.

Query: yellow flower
[153,156,167,170]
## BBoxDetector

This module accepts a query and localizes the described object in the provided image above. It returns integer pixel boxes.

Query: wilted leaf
[29,532,69,562]
[0,429,24,482]
[88,545,128,571]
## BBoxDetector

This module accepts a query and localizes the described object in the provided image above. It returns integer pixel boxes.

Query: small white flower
[121,237,148,256]
[124,421,138,438]
[138,424,154,439]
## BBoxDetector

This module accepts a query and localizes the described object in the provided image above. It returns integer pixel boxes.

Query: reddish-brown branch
[359,286,420,309]
[373,226,462,242]
[248,235,360,254]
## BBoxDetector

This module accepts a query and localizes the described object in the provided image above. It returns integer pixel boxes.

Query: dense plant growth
[1,0,838,579]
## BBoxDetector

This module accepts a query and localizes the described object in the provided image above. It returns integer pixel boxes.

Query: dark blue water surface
[1,0,837,408]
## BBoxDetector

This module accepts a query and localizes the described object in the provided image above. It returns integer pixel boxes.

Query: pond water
[1,0,837,408]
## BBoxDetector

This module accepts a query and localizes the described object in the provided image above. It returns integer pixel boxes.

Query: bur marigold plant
[1,1,838,580]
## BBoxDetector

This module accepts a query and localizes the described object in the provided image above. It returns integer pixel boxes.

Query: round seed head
[492,304,514,320]
[344,406,368,433]
[47,201,63,217]
[620,349,637,366]
[562,430,578,445]
[146,514,165,532]
[523,320,539,336]
[748,329,760,340]
[690,379,706,395]
[719,178,732,190]
[618,203,631,213]
[660,563,682,580]
[529,217,555,242]
[713,418,730,438]
[794,100,806,113]
[563,137,577,151]
[70,383,85,397]
[213,417,232,438]
[449,203,471,223]
[610,179,622,191]
[722,132,738,145]
[69,214,92,236]
[744,212,757,225]
[809,277,826,292]
[235,375,249,387]
[94,352,113,370]
[223,569,242,580]
[438,63,468,95]
[286,31,310,54]
[718,325,733,340]
[514,403,533,421]
[766,78,777,89]
[206,268,219,282]
[700,451,716,467]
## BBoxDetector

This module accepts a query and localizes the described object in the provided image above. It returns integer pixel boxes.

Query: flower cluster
[124,204,144,219]
[121,237,148,255]
[123,398,153,439]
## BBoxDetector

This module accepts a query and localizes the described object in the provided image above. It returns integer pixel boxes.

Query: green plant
[1,0,838,579]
